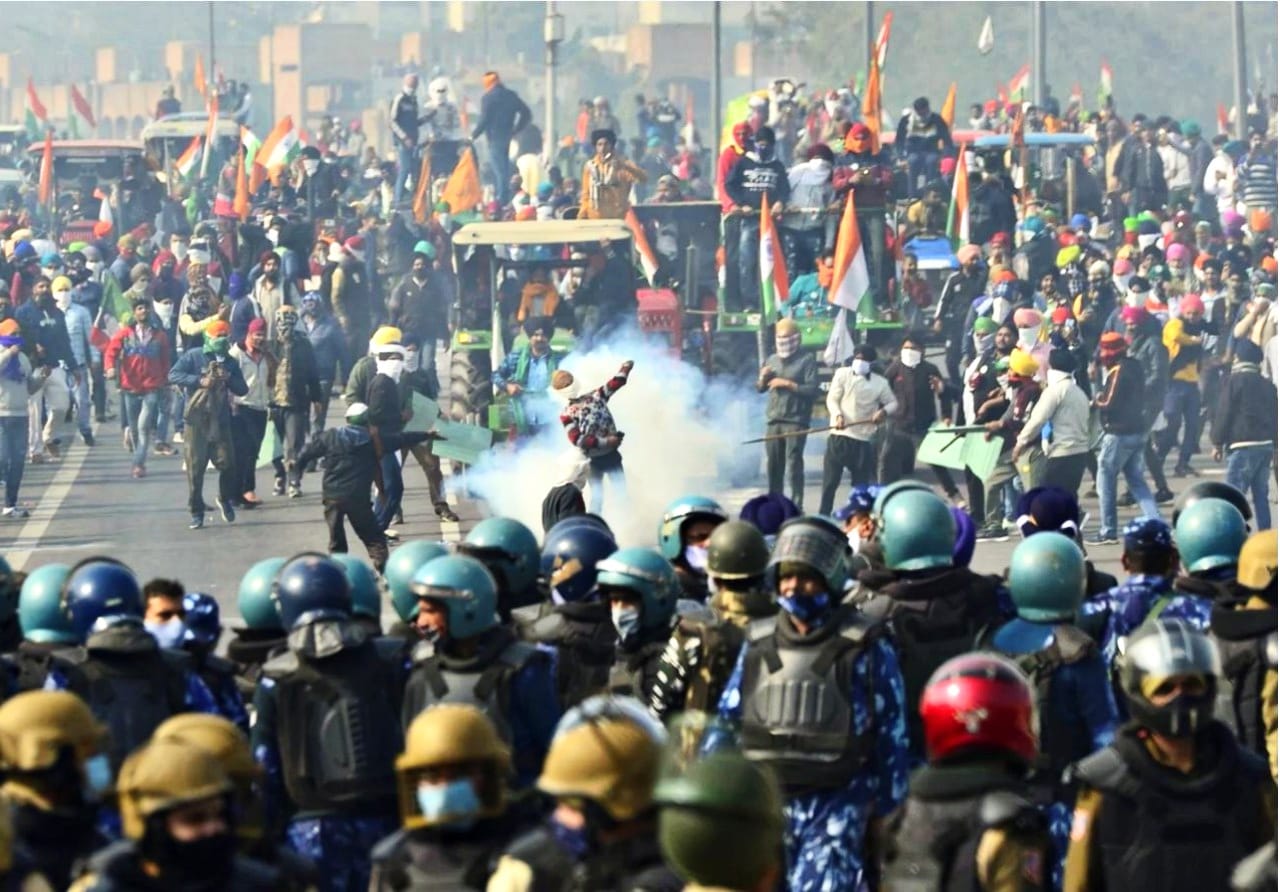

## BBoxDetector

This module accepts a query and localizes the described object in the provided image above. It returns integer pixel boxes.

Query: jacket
[758,349,819,424]
[272,334,323,409]
[470,83,532,145]
[104,324,171,394]
[581,154,647,220]
[296,425,427,503]
[168,346,249,398]
[725,152,791,209]
[1016,371,1091,457]
[1128,328,1168,427]
[14,300,73,368]
[0,349,39,417]
[388,90,423,146]
[1212,364,1277,449]
[826,367,897,442]
[302,312,345,384]
[388,272,450,342]
[1164,317,1207,382]
[786,159,834,229]
[1096,356,1146,435]
[229,343,273,410]
[884,358,947,436]
[61,301,93,369]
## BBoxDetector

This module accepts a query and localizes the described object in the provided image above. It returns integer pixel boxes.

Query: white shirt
[1203,153,1237,216]
[826,368,898,442]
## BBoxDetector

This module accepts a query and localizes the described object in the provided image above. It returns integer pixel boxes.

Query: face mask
[851,359,871,377]
[145,830,236,886]
[1114,274,1133,293]
[550,816,593,859]
[1125,292,1143,308]
[776,334,800,358]
[972,333,995,355]
[1016,327,1039,350]
[778,591,832,624]
[83,753,112,798]
[416,779,481,828]
[156,303,174,325]
[204,336,230,356]
[683,544,708,572]
[53,290,72,311]
[266,230,280,246]
[900,348,922,368]
[172,244,189,261]
[403,350,421,372]
[145,617,186,649]
[612,605,641,642]
[376,357,404,382]
[846,529,862,552]
[87,261,104,276]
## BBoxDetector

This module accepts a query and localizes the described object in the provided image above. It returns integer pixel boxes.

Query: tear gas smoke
[457,327,766,546]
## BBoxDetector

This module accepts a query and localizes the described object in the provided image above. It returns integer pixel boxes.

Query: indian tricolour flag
[256,115,299,184]
[241,126,261,169]
[946,145,971,248]
[625,209,659,286]
[175,136,202,181]
[1008,64,1030,102]
[823,190,872,365]
[69,85,95,139]
[1098,60,1114,109]
[759,195,788,320]
[24,78,47,140]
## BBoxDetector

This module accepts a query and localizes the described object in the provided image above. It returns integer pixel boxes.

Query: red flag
[1011,105,1026,148]
[70,84,96,128]
[26,78,47,122]
[37,131,53,207]
[625,209,659,286]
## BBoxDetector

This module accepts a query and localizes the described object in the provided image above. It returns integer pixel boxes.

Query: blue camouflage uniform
[200,664,251,734]
[44,664,219,713]
[716,635,909,891]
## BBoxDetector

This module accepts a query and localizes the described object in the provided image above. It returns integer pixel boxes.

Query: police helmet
[181,592,221,649]
[1008,533,1087,622]
[1119,618,1221,738]
[385,542,450,622]
[1174,498,1248,574]
[18,563,76,644]
[237,557,287,631]
[540,522,618,603]
[706,521,771,581]
[765,515,851,594]
[396,705,510,830]
[409,555,499,640]
[61,558,143,642]
[116,739,232,841]
[1172,480,1252,527]
[330,553,382,619]
[152,713,263,842]
[272,553,353,631]
[1238,530,1278,592]
[0,691,108,775]
[877,489,956,571]
[458,518,540,595]
[657,496,728,560]
[596,548,679,632]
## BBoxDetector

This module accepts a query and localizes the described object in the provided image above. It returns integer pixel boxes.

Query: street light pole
[711,1,721,153]
[543,1,564,160]
[865,1,875,74]
[1031,0,1045,107]
[1232,0,1249,140]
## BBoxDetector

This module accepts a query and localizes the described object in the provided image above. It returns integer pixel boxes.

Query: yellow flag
[940,82,958,129]
[440,148,482,214]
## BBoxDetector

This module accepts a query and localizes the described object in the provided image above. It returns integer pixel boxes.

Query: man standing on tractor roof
[580,129,646,220]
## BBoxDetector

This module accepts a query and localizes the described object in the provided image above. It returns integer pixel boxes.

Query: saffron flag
[1098,60,1113,108]
[69,85,95,139]
[625,209,659,286]
[946,145,970,248]
[411,151,432,224]
[175,136,202,181]
[24,78,47,140]
[1008,64,1031,101]
[253,115,297,192]
[1217,103,1230,135]
[440,147,483,213]
[233,130,250,222]
[829,190,870,314]
[1011,104,1027,148]
[874,12,893,70]
[37,131,53,207]
[193,55,208,101]
[939,82,958,129]
[977,15,995,55]
[759,195,788,320]
[862,58,883,154]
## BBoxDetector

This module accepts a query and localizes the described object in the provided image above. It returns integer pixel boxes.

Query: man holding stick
[757,318,819,509]
[819,345,897,514]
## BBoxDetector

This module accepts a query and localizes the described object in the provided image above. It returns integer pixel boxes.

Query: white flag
[822,308,856,367]
[978,16,995,55]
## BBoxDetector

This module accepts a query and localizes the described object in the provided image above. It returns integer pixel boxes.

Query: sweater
[1211,365,1277,449]
[229,344,273,410]
[0,348,38,417]
[1016,371,1091,457]
[826,368,897,442]
[758,350,819,425]
[1095,357,1145,435]
[296,425,427,503]
[561,364,630,458]
[104,324,171,394]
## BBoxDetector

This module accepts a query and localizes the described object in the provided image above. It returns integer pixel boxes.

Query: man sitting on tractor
[492,316,561,435]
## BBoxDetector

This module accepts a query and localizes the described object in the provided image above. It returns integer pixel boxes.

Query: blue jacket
[168,346,249,397]
[1084,573,1212,669]
[14,300,73,368]
[62,302,93,369]
[471,83,532,146]
[303,313,346,384]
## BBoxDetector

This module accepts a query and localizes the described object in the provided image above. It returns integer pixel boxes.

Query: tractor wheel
[710,331,760,382]
[449,349,492,423]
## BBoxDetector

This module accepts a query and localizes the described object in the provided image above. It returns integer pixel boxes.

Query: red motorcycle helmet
[920,653,1038,765]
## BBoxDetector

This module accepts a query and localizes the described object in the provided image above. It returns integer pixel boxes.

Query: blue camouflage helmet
[878,489,957,572]
[1008,533,1087,622]
[385,541,450,622]
[272,553,353,631]
[1122,517,1174,554]
[409,555,499,640]
[541,521,618,603]
[596,547,679,631]
[765,515,851,595]
[1174,498,1248,575]
[238,557,287,631]
[833,484,882,522]
[61,558,144,642]
[18,563,76,644]
[181,592,221,648]
[330,553,382,619]
[458,518,540,594]
[658,496,729,560]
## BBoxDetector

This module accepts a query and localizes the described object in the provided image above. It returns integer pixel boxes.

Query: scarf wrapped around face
[775,332,801,359]
[0,331,23,382]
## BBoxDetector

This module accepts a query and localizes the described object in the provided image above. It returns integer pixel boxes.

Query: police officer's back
[8,563,78,693]
[371,705,530,891]
[401,555,560,788]
[1173,497,1251,608]
[881,653,1052,891]
[225,558,289,702]
[179,592,250,734]
[1063,618,1277,891]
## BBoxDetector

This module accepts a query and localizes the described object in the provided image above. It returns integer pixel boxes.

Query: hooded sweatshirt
[786,158,834,230]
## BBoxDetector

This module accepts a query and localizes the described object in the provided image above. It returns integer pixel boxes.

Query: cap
[345,402,369,421]
[1123,517,1174,553]
[1099,331,1126,352]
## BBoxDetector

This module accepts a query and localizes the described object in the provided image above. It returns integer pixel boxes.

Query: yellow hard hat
[370,325,404,348]
[537,706,662,822]
[1238,530,1278,591]
[396,705,510,830]
[116,739,231,841]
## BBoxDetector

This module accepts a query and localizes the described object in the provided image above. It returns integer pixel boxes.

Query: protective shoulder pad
[202,653,238,676]
[373,635,410,665]
[261,650,301,680]
[1069,746,1141,799]
[838,608,883,645]
[979,790,1044,834]
[409,639,439,665]
[746,616,777,644]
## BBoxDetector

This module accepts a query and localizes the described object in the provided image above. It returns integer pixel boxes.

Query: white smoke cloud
[457,327,767,546]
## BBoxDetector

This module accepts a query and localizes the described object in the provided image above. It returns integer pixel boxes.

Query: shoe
[44,441,60,459]
[384,528,400,541]
[1154,488,1176,505]
[219,500,236,523]
[1085,533,1120,546]
[131,465,145,479]
[435,503,460,522]
[27,452,44,464]
[273,480,286,496]
[3,506,29,519]
[153,443,175,456]
[242,493,263,507]
[189,514,204,530]
[1117,492,1136,508]
[975,525,1009,542]
[82,431,95,447]
[172,431,184,444]
[288,485,302,499]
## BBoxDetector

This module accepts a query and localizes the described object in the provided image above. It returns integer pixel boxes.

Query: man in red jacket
[717,122,754,313]
[104,297,171,478]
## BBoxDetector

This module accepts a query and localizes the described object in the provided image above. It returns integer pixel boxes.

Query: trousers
[324,498,389,572]
[765,421,807,508]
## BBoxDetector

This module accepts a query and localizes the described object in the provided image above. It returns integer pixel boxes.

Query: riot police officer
[225,557,288,699]
[331,552,386,636]
[1209,529,1278,768]
[400,555,560,787]
[1171,479,1254,529]
[0,554,22,652]
[716,515,909,890]
[384,541,449,641]
[72,739,279,891]
[457,518,543,621]
[597,547,680,714]
[0,691,112,889]
[1064,618,1277,891]
[9,562,76,692]
[153,713,319,891]
[252,553,407,892]
[1173,497,1251,605]
[881,653,1052,891]
[857,487,1007,760]
[657,495,729,602]
[654,750,784,892]
[181,592,250,734]
[370,705,529,890]
[651,520,776,721]
[488,696,678,891]
[46,557,218,773]
[515,517,619,709]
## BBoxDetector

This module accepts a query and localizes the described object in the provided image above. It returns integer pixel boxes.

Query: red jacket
[104,324,171,393]
[716,146,746,213]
